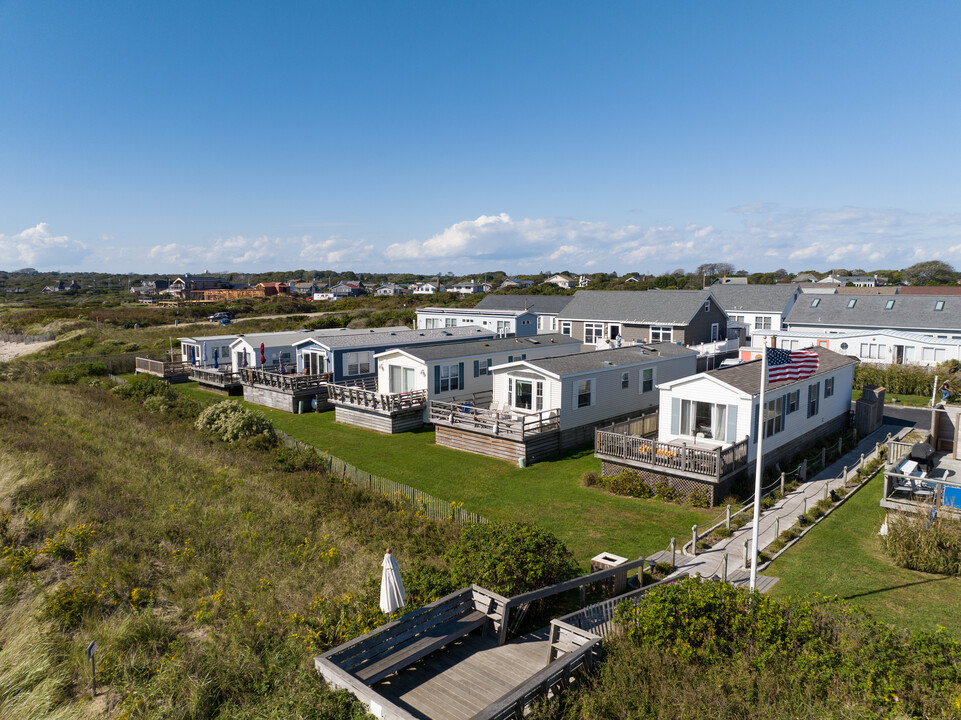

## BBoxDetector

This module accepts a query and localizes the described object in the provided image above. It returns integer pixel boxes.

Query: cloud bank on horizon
[5,204,961,274]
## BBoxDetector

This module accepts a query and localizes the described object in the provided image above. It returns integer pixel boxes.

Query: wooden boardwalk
[374,629,550,720]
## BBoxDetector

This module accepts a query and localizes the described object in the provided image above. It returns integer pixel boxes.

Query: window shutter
[458,362,465,390]
[752,403,758,441]
[434,365,441,394]
[780,397,787,427]
[727,405,738,442]
[474,360,479,378]
[671,397,680,435]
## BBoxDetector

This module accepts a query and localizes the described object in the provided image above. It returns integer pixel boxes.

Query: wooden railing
[188,365,240,386]
[429,401,560,441]
[327,384,428,413]
[595,430,749,481]
[240,368,332,392]
[135,357,189,377]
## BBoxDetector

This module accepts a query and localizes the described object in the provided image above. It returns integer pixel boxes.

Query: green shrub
[41,362,108,385]
[446,521,578,596]
[713,526,732,539]
[580,470,599,487]
[113,373,171,401]
[195,400,274,443]
[687,489,710,508]
[273,444,326,472]
[603,470,652,498]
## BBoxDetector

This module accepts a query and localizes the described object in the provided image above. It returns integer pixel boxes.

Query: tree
[695,262,736,278]
[901,261,957,286]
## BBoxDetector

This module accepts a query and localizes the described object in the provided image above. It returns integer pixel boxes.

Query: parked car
[208,311,234,323]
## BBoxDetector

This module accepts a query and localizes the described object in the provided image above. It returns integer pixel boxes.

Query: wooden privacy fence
[274,429,489,525]
[0,331,56,344]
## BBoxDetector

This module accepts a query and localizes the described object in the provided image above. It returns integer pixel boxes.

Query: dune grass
[177,384,716,567]
[768,471,961,636]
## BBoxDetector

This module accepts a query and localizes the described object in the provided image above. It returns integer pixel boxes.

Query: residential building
[412,282,445,295]
[542,274,577,289]
[375,283,409,296]
[449,280,492,295]
[784,293,961,337]
[430,343,698,466]
[330,281,365,298]
[499,277,534,290]
[168,275,232,298]
[710,284,800,346]
[772,329,961,367]
[474,295,574,334]
[596,346,857,504]
[416,307,538,336]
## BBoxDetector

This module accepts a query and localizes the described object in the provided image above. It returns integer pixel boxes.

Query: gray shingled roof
[521,342,697,376]
[784,294,961,332]
[557,289,715,325]
[474,295,573,314]
[390,333,581,362]
[709,284,798,313]
[234,326,409,347]
[311,325,493,349]
[704,346,857,394]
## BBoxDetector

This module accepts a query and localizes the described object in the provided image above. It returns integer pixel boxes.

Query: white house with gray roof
[474,295,573,333]
[773,328,961,367]
[430,343,698,466]
[710,284,800,347]
[328,334,583,433]
[595,346,858,505]
[416,306,539,336]
[784,293,961,337]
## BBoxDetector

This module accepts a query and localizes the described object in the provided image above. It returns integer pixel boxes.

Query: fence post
[823,483,829,501]
[725,504,731,530]
[774,516,779,538]
[639,559,646,588]
[743,540,750,569]
[721,553,728,582]
[670,537,676,569]
[803,497,807,514]
[860,453,865,473]
[842,465,848,483]
[779,472,785,495]
[691,525,698,556]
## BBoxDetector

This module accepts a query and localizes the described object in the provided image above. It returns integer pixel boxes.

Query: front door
[894,345,904,364]
[711,323,719,342]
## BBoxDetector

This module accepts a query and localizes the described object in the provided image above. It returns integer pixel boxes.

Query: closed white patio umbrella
[379,549,406,614]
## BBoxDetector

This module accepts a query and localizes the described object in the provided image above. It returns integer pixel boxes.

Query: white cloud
[0,223,88,268]
[146,234,375,271]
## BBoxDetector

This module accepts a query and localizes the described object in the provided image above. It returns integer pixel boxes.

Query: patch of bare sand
[0,340,56,362]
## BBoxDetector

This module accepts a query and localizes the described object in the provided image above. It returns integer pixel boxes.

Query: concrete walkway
[666,422,911,590]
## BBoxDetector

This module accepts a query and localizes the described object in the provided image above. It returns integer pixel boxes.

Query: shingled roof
[709,284,798,313]
[557,290,716,325]
[474,295,573,313]
[703,346,857,395]
[784,293,961,332]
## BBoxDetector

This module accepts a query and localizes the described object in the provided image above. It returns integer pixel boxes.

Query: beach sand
[0,340,56,362]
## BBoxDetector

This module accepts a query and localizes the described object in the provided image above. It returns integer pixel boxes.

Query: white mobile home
[772,329,961,367]
[431,343,698,466]
[416,307,539,336]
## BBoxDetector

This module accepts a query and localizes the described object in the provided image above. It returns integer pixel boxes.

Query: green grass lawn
[768,471,961,636]
[178,384,716,567]
[851,389,932,407]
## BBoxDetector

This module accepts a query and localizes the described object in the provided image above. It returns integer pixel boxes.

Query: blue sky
[2,1,960,275]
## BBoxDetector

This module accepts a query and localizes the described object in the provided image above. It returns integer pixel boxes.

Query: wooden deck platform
[374,629,549,720]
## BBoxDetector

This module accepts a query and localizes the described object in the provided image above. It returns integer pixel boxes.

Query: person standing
[941,380,951,403]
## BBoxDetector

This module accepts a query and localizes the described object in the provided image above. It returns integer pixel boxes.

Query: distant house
[473,295,574,334]
[449,280,491,295]
[330,282,365,298]
[784,293,961,337]
[499,277,534,290]
[542,274,577,289]
[431,343,698,466]
[709,284,800,346]
[597,346,858,505]
[711,276,749,285]
[791,273,820,283]
[42,280,65,293]
[130,279,170,295]
[375,283,409,296]
[412,282,444,295]
[556,289,730,348]
[288,281,317,295]
[772,328,961,367]
[255,282,291,297]
[815,274,880,287]
[623,276,641,283]
[168,275,232,299]
[416,306,538,336]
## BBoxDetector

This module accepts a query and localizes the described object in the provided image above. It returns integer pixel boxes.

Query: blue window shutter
[780,397,787,426]
[726,405,737,442]
[458,362,465,390]
[434,365,441,394]
[474,360,479,377]
[671,397,680,435]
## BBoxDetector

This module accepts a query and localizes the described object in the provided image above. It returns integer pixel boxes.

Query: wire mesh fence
[274,429,489,525]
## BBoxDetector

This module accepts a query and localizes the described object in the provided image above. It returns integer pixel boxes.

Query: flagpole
[749,347,767,591]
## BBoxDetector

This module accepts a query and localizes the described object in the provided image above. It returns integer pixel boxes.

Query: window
[764,396,784,437]
[445,318,457,327]
[424,318,440,329]
[584,322,604,344]
[810,298,820,307]
[497,320,511,335]
[847,299,857,308]
[576,379,593,408]
[678,399,728,441]
[650,326,672,342]
[621,372,629,389]
[755,316,772,330]
[840,342,848,350]
[704,301,711,313]
[474,358,493,376]
[731,315,745,323]
[304,351,326,375]
[786,390,799,414]
[389,365,416,393]
[521,319,531,325]
[560,321,571,336]
[935,300,945,311]
[825,377,835,397]
[507,354,527,363]
[885,299,895,309]
[808,382,820,417]
[641,368,654,393]
[346,352,371,376]
[437,364,461,392]
[510,378,544,411]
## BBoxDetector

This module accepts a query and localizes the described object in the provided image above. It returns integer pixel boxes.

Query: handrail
[188,366,240,385]
[327,383,428,412]
[429,400,560,441]
[595,430,749,480]
[240,368,332,391]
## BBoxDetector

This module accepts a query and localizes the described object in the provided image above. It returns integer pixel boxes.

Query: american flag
[767,347,819,383]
